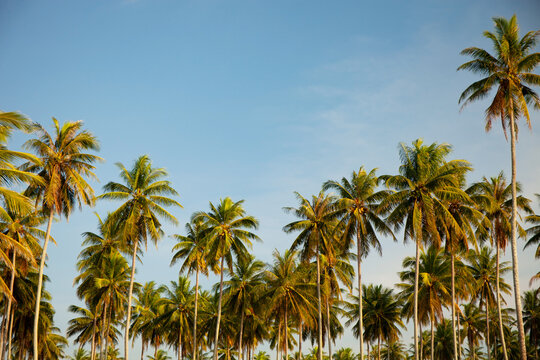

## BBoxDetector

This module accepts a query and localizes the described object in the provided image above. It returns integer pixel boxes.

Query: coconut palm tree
[131,282,165,360]
[193,197,260,360]
[378,341,406,360]
[69,348,91,360]
[467,246,511,360]
[266,250,316,360]
[171,218,211,360]
[458,16,540,359]
[99,155,182,360]
[398,246,452,360]
[284,191,339,360]
[380,139,471,360]
[323,167,394,360]
[522,288,540,359]
[22,118,101,360]
[525,194,540,283]
[460,303,484,360]
[468,173,531,359]
[67,304,101,358]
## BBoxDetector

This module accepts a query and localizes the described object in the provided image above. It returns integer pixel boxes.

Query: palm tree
[171,218,211,360]
[69,348,91,360]
[332,348,358,360]
[380,139,471,360]
[432,319,453,360]
[99,155,182,360]
[378,341,406,360]
[284,191,339,360]
[460,303,484,360]
[522,288,540,359]
[468,173,531,359]
[398,246,452,360]
[467,246,511,360]
[323,167,394,360]
[525,194,540,283]
[458,16,540,359]
[131,282,165,360]
[193,197,260,360]
[147,349,171,360]
[23,118,101,360]
[67,305,100,357]
[266,250,316,360]
[223,254,265,360]
[360,284,404,360]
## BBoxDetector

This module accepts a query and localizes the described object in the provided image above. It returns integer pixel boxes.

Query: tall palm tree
[223,254,265,360]
[398,246,452,360]
[193,197,260,360]
[468,173,531,360]
[99,155,181,360]
[283,191,339,360]
[467,246,511,360]
[525,194,540,283]
[379,139,471,360]
[458,16,540,359]
[23,118,101,360]
[171,218,211,360]
[323,167,394,360]
[266,250,316,360]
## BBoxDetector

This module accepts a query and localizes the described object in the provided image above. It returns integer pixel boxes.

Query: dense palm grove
[0,14,539,360]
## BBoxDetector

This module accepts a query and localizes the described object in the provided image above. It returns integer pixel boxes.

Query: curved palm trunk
[284,302,288,360]
[451,252,458,360]
[356,228,364,360]
[414,241,420,360]
[485,304,490,360]
[239,303,245,360]
[316,240,323,360]
[213,257,225,360]
[1,251,16,360]
[495,243,508,360]
[193,267,200,360]
[326,296,332,360]
[298,320,302,360]
[140,341,146,360]
[32,209,54,360]
[7,307,14,360]
[125,240,139,360]
[509,107,527,360]
[91,312,98,360]
[430,312,434,360]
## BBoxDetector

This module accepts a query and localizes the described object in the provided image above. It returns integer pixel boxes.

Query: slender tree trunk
[495,243,508,360]
[298,321,302,360]
[7,307,14,360]
[32,209,54,360]
[377,335,380,360]
[316,240,323,360]
[457,304,462,360]
[91,312,97,360]
[486,304,490,360]
[414,240,420,360]
[0,307,6,360]
[100,301,109,360]
[104,297,113,360]
[419,323,423,360]
[214,257,225,360]
[508,107,527,360]
[430,313,434,360]
[125,241,139,360]
[277,323,280,360]
[367,341,370,360]
[1,251,16,360]
[194,267,200,360]
[178,327,182,360]
[155,343,158,359]
[451,252,458,360]
[325,296,332,360]
[141,342,145,360]
[357,228,364,360]
[239,303,245,360]
[285,302,288,360]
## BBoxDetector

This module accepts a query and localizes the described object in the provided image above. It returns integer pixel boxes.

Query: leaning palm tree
[193,197,260,360]
[23,118,101,360]
[468,173,531,360]
[283,191,339,360]
[458,16,540,359]
[99,155,182,360]
[323,167,394,360]
[170,218,211,360]
[379,139,471,360]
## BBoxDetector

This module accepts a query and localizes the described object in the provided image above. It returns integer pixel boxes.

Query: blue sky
[1,0,540,356]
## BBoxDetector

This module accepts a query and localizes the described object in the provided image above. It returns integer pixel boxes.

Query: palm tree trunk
[91,311,97,360]
[414,240,420,360]
[356,228,364,360]
[100,301,109,360]
[7,307,14,360]
[298,320,302,360]
[457,305,462,360]
[125,240,139,360]
[277,323,280,360]
[214,257,225,360]
[193,267,200,360]
[1,251,16,360]
[325,296,332,360]
[419,323,423,360]
[508,106,527,360]
[239,302,245,360]
[377,335,381,360]
[367,341,370,360]
[430,313,434,360]
[105,296,114,360]
[495,243,508,360]
[0,307,6,360]
[178,327,182,360]
[32,209,54,360]
[316,240,323,360]
[485,304,490,360]
[451,252,458,360]
[284,302,288,360]
[141,342,145,360]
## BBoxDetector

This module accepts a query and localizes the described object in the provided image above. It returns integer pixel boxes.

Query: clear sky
[1,0,540,356]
